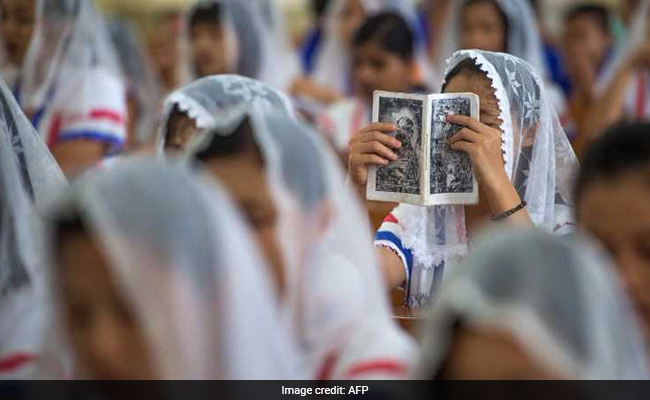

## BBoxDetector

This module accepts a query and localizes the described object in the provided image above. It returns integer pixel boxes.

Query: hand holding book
[446,114,532,226]
[347,122,402,196]
[366,91,480,206]
[446,114,509,190]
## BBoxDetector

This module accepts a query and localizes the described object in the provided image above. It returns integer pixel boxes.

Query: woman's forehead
[445,72,501,115]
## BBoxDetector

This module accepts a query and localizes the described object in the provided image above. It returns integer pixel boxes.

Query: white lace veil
[313,0,434,96]
[185,103,415,377]
[0,76,65,377]
[107,17,163,145]
[19,0,123,112]
[156,74,295,153]
[45,158,304,379]
[393,50,578,277]
[434,0,547,80]
[417,230,650,380]
[184,0,300,92]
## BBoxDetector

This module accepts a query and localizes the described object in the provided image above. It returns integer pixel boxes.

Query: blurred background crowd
[2,0,650,384]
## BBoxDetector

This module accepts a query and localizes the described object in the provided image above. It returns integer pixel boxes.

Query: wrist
[346,176,366,197]
[481,174,521,214]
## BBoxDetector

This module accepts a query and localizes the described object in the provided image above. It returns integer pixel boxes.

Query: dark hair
[441,58,486,91]
[311,0,330,21]
[53,215,87,261]
[188,1,221,31]
[195,118,259,162]
[565,3,611,34]
[576,123,650,204]
[352,12,414,61]
[462,0,510,50]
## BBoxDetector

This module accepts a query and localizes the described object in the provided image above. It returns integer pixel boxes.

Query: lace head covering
[45,158,303,379]
[389,50,578,307]
[0,76,65,377]
[434,0,546,79]
[417,230,650,380]
[183,0,300,92]
[186,106,415,378]
[19,0,123,112]
[156,74,294,153]
[313,0,434,95]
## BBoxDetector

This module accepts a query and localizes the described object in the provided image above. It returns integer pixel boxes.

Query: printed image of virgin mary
[389,116,419,188]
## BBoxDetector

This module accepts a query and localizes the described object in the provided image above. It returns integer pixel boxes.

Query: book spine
[422,96,432,204]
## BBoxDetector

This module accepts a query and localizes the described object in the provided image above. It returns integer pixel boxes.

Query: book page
[367,91,425,204]
[426,93,479,206]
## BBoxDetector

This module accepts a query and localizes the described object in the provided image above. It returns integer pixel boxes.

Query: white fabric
[417,230,650,380]
[34,68,127,149]
[313,0,434,96]
[0,76,66,378]
[107,17,163,145]
[20,0,122,111]
[597,0,650,95]
[435,0,546,80]
[45,159,304,380]
[156,74,295,153]
[184,0,300,92]
[174,75,415,379]
[19,0,127,150]
[191,110,416,379]
[379,50,578,308]
[318,99,368,151]
[606,0,650,120]
[624,71,650,120]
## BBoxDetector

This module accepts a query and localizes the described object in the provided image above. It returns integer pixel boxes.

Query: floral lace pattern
[157,75,294,151]
[394,50,579,308]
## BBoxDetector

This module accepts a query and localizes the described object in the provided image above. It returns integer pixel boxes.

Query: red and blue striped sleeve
[374,213,413,284]
[53,68,127,152]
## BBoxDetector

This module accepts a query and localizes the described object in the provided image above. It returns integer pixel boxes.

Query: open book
[367,91,480,206]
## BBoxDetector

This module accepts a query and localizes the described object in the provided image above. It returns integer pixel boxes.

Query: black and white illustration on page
[430,97,474,195]
[375,96,424,195]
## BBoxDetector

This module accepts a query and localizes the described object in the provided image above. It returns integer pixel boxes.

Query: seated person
[417,230,649,380]
[18,0,127,177]
[435,0,567,114]
[561,4,615,146]
[186,108,416,379]
[575,122,650,363]
[160,74,416,380]
[348,50,578,308]
[48,159,302,379]
[186,1,300,94]
[319,12,426,159]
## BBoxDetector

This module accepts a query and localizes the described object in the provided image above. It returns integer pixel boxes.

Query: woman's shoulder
[60,66,125,93]
[53,67,126,110]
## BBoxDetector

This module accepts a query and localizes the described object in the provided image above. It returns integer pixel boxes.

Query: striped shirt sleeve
[374,212,413,285]
[54,68,127,152]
